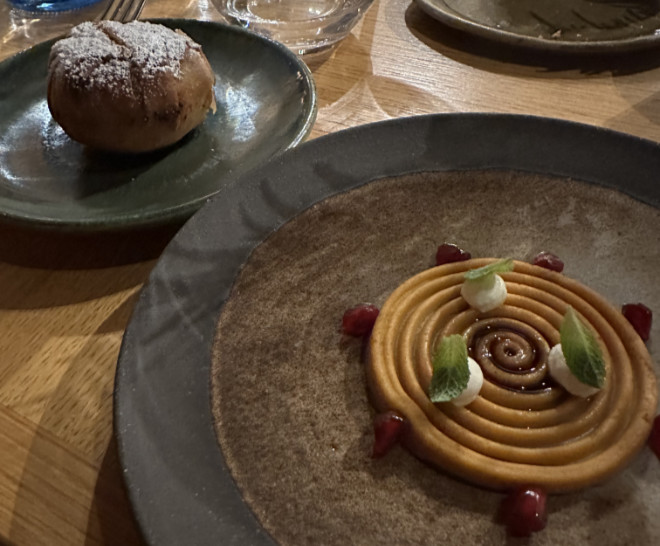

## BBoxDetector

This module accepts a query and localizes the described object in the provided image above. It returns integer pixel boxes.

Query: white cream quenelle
[461,273,508,312]
[548,344,601,398]
[451,357,484,407]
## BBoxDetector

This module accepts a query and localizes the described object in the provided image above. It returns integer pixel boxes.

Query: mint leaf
[560,307,606,389]
[464,259,514,281]
[429,335,470,402]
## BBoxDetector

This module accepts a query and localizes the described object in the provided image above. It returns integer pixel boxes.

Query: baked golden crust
[47,21,216,153]
[367,258,657,493]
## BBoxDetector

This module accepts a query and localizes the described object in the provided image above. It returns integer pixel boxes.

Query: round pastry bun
[47,21,216,153]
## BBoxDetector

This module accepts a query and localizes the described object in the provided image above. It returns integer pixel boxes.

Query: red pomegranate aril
[371,411,405,458]
[622,303,652,342]
[532,251,564,273]
[435,243,471,266]
[342,304,379,337]
[500,486,548,537]
[648,415,660,459]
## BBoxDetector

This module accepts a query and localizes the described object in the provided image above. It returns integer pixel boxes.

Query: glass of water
[212,0,376,54]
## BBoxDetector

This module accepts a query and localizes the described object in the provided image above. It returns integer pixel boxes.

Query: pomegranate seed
[342,304,379,337]
[532,251,564,273]
[648,415,660,459]
[435,243,471,266]
[371,411,405,458]
[622,303,652,342]
[499,486,548,537]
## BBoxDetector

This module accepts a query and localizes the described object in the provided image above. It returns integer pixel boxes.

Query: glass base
[7,0,103,13]
[213,0,375,54]
[236,0,339,22]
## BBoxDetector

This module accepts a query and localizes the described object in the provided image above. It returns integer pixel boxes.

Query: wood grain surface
[2,0,660,544]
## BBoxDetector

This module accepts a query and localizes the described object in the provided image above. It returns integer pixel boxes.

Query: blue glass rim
[7,0,104,13]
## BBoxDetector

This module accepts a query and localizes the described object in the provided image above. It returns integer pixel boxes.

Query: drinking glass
[212,0,375,54]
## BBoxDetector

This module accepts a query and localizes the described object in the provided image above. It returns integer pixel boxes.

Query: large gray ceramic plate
[415,0,660,52]
[114,114,660,545]
[0,18,316,231]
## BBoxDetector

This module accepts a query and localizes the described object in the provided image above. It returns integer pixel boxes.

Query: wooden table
[2,1,660,544]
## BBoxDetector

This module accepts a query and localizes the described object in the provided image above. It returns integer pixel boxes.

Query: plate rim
[113,113,660,545]
[414,0,660,53]
[0,18,317,232]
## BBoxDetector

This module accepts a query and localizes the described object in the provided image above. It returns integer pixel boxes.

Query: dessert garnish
[532,251,564,272]
[463,258,514,281]
[499,486,548,537]
[460,258,513,312]
[371,411,406,458]
[342,304,379,337]
[435,243,471,266]
[557,307,605,389]
[622,303,653,341]
[548,344,600,398]
[428,335,483,406]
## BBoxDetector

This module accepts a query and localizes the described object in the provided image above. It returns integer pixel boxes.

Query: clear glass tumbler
[213,0,375,54]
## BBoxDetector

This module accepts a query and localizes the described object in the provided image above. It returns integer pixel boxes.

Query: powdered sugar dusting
[49,21,200,96]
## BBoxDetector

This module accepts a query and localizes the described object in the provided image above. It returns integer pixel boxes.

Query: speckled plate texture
[415,0,660,53]
[0,19,316,231]
[114,114,660,546]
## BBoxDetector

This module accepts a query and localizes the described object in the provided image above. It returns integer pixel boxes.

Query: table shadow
[6,299,146,546]
[0,220,181,270]
[405,2,660,75]
[5,416,145,546]
[84,438,146,546]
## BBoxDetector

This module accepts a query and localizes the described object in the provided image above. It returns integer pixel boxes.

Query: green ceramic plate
[0,19,317,231]
[415,0,660,52]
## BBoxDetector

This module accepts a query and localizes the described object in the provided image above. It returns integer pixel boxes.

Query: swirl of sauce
[367,259,657,492]
[466,318,550,390]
